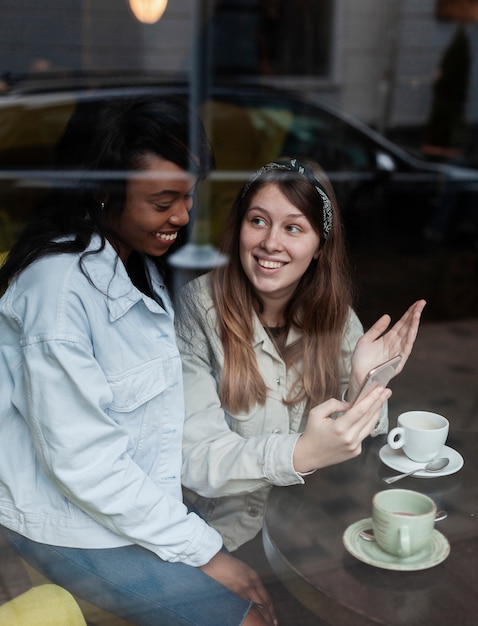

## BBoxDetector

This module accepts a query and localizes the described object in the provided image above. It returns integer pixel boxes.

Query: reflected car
[0,76,477,322]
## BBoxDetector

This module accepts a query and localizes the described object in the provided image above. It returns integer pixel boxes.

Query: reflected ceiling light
[129,0,168,24]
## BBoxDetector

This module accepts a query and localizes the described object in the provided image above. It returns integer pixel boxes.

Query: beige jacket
[176,273,387,550]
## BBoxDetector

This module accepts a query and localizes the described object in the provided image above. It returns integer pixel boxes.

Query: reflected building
[0,1,476,135]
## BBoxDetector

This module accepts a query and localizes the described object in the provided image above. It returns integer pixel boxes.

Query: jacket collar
[81,235,169,321]
[252,313,301,357]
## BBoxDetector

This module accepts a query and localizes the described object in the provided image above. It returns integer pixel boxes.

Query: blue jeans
[2,527,251,625]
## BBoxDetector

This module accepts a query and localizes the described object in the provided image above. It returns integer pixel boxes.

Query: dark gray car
[1,77,477,321]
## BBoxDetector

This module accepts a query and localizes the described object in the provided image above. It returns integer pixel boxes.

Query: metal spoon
[383,457,450,484]
[359,510,448,542]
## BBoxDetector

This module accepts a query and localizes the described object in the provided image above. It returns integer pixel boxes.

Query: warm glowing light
[129,0,168,24]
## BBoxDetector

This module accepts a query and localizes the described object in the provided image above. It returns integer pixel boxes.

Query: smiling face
[239,183,321,320]
[103,154,197,263]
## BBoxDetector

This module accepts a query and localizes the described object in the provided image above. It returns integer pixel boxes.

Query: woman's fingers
[199,553,277,625]
[251,594,277,626]
[354,387,391,440]
[333,386,390,455]
[339,388,390,443]
[246,604,277,626]
[363,313,392,342]
[339,386,391,427]
[306,386,389,430]
[295,386,391,472]
[392,300,426,339]
[386,300,426,371]
[237,572,277,625]
[355,299,426,379]
[367,300,425,343]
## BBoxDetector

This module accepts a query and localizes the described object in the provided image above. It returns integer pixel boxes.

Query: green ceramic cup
[372,489,437,557]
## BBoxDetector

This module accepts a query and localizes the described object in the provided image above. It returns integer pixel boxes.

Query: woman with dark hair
[177,158,425,554]
[0,97,276,626]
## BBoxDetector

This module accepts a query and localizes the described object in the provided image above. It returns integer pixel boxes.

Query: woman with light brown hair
[176,158,425,554]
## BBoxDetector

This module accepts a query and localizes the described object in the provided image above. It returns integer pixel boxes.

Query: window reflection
[212,0,333,76]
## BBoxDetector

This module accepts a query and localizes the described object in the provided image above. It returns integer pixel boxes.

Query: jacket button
[249,507,259,517]
[272,428,282,434]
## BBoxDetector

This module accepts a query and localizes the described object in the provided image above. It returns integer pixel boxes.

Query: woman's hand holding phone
[350,355,401,406]
[293,385,392,474]
[293,300,425,475]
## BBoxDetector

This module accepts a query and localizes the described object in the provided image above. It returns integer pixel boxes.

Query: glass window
[0,5,478,624]
[211,0,333,77]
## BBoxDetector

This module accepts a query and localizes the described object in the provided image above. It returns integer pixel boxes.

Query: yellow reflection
[128,0,168,24]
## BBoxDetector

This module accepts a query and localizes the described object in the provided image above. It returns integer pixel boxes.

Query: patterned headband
[241,159,333,243]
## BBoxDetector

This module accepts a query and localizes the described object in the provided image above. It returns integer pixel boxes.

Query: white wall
[141,0,194,74]
[391,0,478,127]
[340,0,399,130]
[325,0,477,130]
[82,0,193,75]
[0,0,476,130]
[0,1,83,75]
[0,0,194,78]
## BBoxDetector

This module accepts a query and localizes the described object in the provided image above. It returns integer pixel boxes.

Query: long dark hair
[0,95,213,293]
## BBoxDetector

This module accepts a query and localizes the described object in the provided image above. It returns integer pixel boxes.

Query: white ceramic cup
[387,410,449,462]
[372,489,437,557]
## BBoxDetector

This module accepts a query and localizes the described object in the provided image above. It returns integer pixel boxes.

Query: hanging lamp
[128,0,168,24]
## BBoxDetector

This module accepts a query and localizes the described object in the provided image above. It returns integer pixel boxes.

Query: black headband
[241,158,333,243]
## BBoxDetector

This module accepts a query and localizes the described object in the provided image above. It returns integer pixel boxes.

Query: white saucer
[343,518,450,571]
[379,444,464,477]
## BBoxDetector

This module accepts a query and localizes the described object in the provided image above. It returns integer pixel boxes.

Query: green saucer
[343,518,450,571]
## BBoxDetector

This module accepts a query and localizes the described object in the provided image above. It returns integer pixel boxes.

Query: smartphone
[350,355,402,406]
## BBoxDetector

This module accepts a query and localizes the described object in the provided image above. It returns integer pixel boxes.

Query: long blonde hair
[213,158,354,413]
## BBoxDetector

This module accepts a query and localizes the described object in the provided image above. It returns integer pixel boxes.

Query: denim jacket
[177,273,387,550]
[0,236,222,566]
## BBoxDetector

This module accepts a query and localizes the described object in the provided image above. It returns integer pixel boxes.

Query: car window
[283,108,375,171]
[205,91,376,172]
[0,95,76,251]
[201,98,293,170]
[197,92,380,245]
[0,97,74,167]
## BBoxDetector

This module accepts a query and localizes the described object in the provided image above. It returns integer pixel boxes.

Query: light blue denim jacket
[0,236,222,566]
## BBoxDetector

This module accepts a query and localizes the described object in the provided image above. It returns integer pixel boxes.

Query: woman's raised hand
[293,385,392,474]
[348,299,426,400]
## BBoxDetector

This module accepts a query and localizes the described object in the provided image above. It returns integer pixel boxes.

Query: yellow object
[0,584,87,626]
[195,100,293,245]
[22,561,133,626]
[128,0,168,23]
